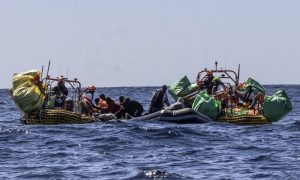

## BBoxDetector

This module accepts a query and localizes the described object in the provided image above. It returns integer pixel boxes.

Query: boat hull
[21,109,93,125]
[136,108,212,124]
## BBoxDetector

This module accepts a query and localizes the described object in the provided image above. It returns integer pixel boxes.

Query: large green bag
[168,76,198,107]
[168,76,198,99]
[242,78,265,94]
[262,89,292,122]
[192,91,221,120]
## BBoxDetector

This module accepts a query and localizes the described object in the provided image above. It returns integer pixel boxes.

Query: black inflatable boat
[136,108,212,124]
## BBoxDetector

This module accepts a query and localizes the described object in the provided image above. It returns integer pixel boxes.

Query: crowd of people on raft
[197,70,265,115]
[50,77,173,120]
[50,70,265,120]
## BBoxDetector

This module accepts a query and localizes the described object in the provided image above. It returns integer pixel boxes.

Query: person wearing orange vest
[98,94,108,108]
[95,94,109,113]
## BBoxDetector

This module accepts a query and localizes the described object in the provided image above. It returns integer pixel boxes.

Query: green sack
[47,95,57,109]
[168,76,198,99]
[168,76,198,107]
[243,77,265,94]
[192,91,221,120]
[262,89,292,122]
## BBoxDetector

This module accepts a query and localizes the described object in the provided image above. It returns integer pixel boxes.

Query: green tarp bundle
[262,89,292,122]
[192,91,221,120]
[168,75,198,106]
[242,77,265,94]
[11,70,45,114]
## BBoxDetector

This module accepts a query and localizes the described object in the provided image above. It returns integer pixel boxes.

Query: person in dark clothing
[119,96,125,106]
[106,97,121,114]
[202,70,215,95]
[148,85,170,113]
[122,97,144,117]
[115,108,132,120]
[53,76,68,108]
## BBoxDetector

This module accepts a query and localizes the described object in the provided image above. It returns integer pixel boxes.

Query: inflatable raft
[21,109,94,125]
[136,108,211,124]
[217,114,269,125]
[11,67,292,126]
[168,62,292,125]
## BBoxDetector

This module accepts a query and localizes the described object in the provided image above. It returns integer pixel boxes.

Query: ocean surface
[0,85,299,179]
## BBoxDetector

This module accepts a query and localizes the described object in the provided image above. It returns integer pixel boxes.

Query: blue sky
[1,0,299,88]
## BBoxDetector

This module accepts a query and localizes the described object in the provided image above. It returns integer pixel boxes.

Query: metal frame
[43,76,82,103]
[196,62,240,87]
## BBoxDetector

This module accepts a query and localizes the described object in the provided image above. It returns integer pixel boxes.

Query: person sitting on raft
[106,97,121,114]
[53,76,68,109]
[148,85,170,113]
[115,108,133,120]
[121,97,144,117]
[235,85,265,109]
[96,94,109,113]
[211,77,227,95]
[82,85,96,116]
[119,96,126,106]
[201,70,215,95]
[167,97,185,110]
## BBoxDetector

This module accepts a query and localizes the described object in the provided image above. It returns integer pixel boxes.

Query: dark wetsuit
[203,76,215,95]
[149,89,170,113]
[122,98,144,117]
[53,84,68,108]
[107,99,121,114]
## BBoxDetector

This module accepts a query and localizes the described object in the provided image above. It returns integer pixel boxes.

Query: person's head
[99,94,106,100]
[94,98,100,105]
[105,97,112,104]
[212,77,221,85]
[123,97,131,107]
[119,96,125,104]
[239,82,244,88]
[87,85,96,93]
[207,70,213,77]
[256,92,265,102]
[177,97,184,104]
[161,85,168,92]
[58,76,65,86]
[116,108,126,119]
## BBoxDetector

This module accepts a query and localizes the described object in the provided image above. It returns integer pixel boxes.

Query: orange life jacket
[98,99,108,109]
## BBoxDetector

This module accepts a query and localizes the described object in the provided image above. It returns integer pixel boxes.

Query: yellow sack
[12,69,40,90]
[11,70,45,114]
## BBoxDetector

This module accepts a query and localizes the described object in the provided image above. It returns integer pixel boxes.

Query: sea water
[0,85,299,179]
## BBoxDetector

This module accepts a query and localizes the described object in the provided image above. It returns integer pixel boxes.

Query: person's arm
[64,86,68,96]
[53,86,59,95]
[149,91,158,111]
[164,93,170,106]
[249,99,256,109]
